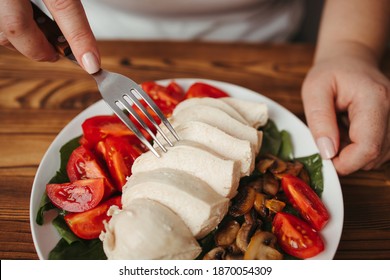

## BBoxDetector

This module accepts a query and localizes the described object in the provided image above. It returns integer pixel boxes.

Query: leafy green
[49,238,106,260]
[296,153,324,196]
[35,193,56,225]
[50,136,81,184]
[259,120,282,156]
[52,215,80,244]
[35,136,81,225]
[278,130,293,161]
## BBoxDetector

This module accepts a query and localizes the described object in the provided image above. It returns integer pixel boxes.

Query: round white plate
[30,78,344,260]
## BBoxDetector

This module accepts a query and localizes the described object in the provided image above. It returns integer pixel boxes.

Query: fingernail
[81,52,100,74]
[316,137,336,159]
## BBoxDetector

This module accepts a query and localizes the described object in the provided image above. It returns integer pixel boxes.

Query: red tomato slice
[81,115,139,148]
[272,212,325,259]
[184,82,230,99]
[46,179,105,213]
[281,174,330,231]
[141,81,184,115]
[66,146,117,199]
[102,136,143,191]
[64,195,121,240]
[166,81,185,101]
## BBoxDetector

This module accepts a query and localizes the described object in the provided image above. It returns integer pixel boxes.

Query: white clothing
[33,0,305,42]
[82,0,305,42]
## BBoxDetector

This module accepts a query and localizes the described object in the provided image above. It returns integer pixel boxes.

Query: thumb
[301,74,339,160]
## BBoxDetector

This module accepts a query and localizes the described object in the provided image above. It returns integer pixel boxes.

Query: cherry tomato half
[101,136,143,191]
[281,175,330,231]
[81,115,139,148]
[66,145,117,199]
[184,82,230,99]
[46,178,105,213]
[64,195,121,240]
[141,81,184,115]
[272,212,325,259]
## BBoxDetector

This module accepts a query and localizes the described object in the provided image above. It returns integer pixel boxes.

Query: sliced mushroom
[256,157,275,174]
[247,177,263,193]
[244,231,283,260]
[225,253,244,260]
[235,222,259,252]
[215,220,240,247]
[226,242,242,255]
[265,198,286,213]
[253,192,267,217]
[229,186,256,217]
[268,156,287,174]
[203,247,226,260]
[274,161,304,179]
[263,173,279,196]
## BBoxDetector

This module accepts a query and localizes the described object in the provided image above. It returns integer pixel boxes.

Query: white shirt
[35,0,305,42]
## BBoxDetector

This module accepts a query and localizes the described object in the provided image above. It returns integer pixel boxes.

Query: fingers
[333,83,390,175]
[302,71,339,161]
[43,0,100,73]
[0,0,58,61]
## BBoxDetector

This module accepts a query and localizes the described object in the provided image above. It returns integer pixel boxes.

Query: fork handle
[31,2,75,61]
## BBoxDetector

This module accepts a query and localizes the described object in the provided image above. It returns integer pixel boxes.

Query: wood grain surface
[0,41,389,260]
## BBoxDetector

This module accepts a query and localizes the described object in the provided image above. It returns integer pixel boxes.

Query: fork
[31,2,179,157]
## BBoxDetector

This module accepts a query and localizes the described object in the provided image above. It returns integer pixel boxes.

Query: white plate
[30,78,344,260]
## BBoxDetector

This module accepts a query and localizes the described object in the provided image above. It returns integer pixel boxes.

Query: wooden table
[0,41,389,260]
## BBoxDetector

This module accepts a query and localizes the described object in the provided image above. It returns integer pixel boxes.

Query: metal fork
[31,2,179,157]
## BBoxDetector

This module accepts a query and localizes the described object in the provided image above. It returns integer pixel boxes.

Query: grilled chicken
[122,168,229,239]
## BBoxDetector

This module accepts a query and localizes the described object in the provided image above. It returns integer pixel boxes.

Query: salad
[36,80,329,260]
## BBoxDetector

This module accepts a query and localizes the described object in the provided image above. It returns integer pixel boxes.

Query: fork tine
[104,99,161,158]
[117,96,168,153]
[131,84,181,141]
[126,90,175,147]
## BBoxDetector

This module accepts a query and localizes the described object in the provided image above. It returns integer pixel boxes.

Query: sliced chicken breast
[170,105,262,152]
[174,97,249,125]
[122,168,229,239]
[221,97,268,128]
[155,121,255,176]
[100,199,201,260]
[132,140,241,198]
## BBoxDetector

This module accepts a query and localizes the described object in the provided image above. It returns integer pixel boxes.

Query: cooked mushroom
[253,192,267,217]
[265,198,286,213]
[247,177,263,193]
[226,242,242,255]
[256,157,275,173]
[229,186,256,217]
[268,156,287,174]
[274,161,304,179]
[235,222,259,252]
[244,208,263,227]
[243,231,283,260]
[203,247,226,260]
[263,173,279,196]
[225,253,244,260]
[215,220,240,247]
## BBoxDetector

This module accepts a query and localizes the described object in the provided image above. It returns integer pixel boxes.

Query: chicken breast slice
[155,121,255,176]
[221,97,268,129]
[100,199,201,260]
[173,97,249,125]
[122,168,229,239]
[132,140,241,198]
[170,105,262,152]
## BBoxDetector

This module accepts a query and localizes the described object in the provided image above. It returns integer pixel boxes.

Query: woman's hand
[302,53,390,175]
[0,0,100,73]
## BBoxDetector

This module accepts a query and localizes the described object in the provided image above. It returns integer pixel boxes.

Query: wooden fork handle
[31,1,72,57]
